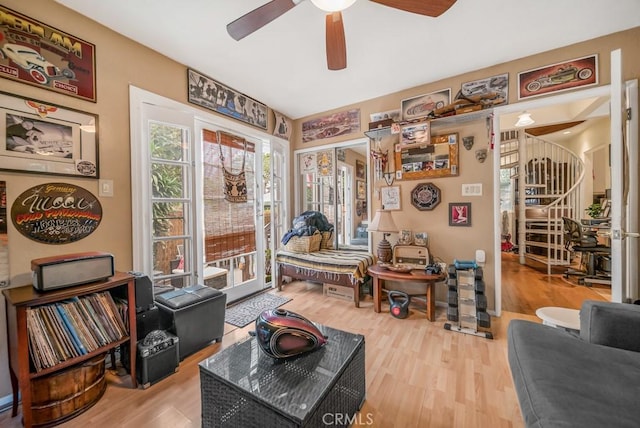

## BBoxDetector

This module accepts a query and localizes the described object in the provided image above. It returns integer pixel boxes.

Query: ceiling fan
[227,0,456,70]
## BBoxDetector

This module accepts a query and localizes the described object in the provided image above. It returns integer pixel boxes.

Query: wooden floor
[0,254,609,428]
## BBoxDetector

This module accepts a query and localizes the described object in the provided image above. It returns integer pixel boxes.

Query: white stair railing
[500,130,585,274]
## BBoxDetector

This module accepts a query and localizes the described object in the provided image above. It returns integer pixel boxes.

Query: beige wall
[291,27,640,311]
[0,0,638,400]
[0,0,271,400]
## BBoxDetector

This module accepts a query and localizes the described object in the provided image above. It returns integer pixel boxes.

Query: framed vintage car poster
[518,54,598,99]
[401,89,450,121]
[0,6,97,102]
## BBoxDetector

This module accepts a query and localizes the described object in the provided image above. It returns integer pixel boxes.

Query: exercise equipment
[388,291,411,319]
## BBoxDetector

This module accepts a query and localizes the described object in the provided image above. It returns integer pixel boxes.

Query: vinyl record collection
[25,291,129,371]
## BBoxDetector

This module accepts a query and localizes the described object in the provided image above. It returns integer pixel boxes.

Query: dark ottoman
[155,284,227,360]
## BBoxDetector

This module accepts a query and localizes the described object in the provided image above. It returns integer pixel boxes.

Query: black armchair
[562,217,611,285]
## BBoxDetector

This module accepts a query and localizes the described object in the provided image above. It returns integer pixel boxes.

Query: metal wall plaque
[11,182,102,244]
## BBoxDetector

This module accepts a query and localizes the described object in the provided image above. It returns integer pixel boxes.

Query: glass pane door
[199,125,265,303]
[268,138,288,278]
[147,120,193,287]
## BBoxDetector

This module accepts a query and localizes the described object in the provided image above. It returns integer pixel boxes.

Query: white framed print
[414,232,428,246]
[381,186,401,211]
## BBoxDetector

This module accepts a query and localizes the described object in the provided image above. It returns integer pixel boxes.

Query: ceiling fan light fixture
[311,0,357,12]
[515,112,535,127]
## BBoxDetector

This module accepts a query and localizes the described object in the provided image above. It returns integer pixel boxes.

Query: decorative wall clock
[410,182,441,211]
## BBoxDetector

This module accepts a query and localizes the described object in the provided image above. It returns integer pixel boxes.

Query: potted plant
[585,203,602,218]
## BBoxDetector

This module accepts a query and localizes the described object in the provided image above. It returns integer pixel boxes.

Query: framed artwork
[356,180,366,200]
[356,159,365,179]
[399,229,412,245]
[400,121,430,145]
[410,182,441,211]
[0,181,6,287]
[273,111,292,140]
[449,202,472,227]
[0,6,97,102]
[301,109,361,143]
[458,72,508,106]
[300,153,317,173]
[188,68,267,130]
[401,89,450,121]
[369,109,401,122]
[414,232,428,247]
[518,54,598,100]
[0,92,98,178]
[395,133,459,180]
[380,186,401,211]
[317,150,333,176]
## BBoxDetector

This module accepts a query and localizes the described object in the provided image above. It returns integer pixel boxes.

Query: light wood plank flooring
[0,255,608,427]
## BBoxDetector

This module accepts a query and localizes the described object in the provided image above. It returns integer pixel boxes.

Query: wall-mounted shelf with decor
[364,126,393,140]
[430,109,494,131]
[364,108,494,139]
[364,118,394,140]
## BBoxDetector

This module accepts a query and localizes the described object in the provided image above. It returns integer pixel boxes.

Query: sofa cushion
[508,319,640,428]
[580,300,640,352]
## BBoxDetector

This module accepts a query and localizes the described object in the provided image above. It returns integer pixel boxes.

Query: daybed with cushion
[276,249,374,307]
[508,300,640,428]
[278,211,375,307]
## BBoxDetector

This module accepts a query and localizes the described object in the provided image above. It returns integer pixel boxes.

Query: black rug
[224,292,292,328]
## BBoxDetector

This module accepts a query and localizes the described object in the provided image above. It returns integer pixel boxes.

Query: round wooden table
[367,264,445,321]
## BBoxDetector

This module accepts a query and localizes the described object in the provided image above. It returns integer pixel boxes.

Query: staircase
[500,130,585,275]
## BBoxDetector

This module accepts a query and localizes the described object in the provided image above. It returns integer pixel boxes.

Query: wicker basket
[321,231,333,249]
[285,232,322,253]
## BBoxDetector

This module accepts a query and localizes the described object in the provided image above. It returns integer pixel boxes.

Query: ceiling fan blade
[326,12,347,71]
[227,0,299,41]
[370,0,456,17]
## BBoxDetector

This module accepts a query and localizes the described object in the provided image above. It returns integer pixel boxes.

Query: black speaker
[137,331,179,388]
[130,272,155,312]
[111,271,155,312]
[136,306,160,339]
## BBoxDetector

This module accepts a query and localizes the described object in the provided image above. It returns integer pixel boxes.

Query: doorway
[494,80,637,316]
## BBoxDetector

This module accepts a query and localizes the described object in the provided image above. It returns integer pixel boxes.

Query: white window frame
[129,86,290,287]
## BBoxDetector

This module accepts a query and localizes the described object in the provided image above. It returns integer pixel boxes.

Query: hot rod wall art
[0,6,97,102]
[518,54,598,99]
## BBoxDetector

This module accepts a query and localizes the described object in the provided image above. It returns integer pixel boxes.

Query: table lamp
[368,209,398,263]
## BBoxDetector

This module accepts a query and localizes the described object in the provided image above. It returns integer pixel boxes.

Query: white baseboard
[0,393,15,413]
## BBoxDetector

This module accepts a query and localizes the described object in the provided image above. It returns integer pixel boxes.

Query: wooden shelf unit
[3,271,137,428]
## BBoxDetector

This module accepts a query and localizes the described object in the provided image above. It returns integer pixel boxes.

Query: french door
[131,87,288,304]
[609,49,639,303]
[196,121,269,303]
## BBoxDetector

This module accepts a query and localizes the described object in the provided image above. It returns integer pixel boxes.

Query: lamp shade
[368,209,398,233]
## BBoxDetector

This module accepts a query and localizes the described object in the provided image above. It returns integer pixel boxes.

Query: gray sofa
[508,300,640,428]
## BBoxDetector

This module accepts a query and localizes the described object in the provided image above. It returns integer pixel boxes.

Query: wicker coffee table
[199,325,365,427]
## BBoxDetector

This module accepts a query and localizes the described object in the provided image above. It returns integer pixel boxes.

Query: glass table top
[199,325,364,421]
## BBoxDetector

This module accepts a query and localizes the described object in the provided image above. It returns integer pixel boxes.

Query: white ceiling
[54,0,640,120]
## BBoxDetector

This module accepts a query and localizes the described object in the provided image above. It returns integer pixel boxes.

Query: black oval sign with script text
[11,183,102,244]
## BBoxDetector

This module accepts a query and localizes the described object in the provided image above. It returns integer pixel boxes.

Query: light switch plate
[99,179,114,197]
[462,183,482,196]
